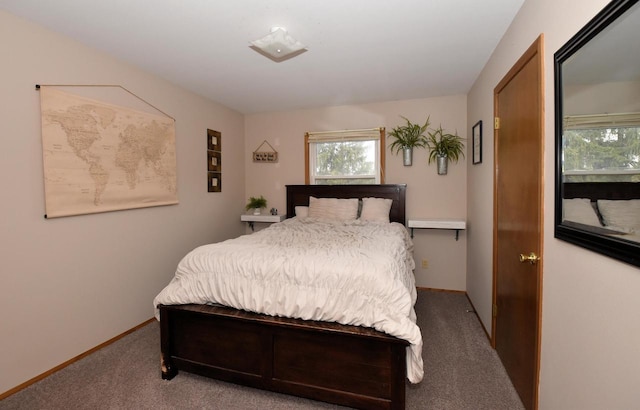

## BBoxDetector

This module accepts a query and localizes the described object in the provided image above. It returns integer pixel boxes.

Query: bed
[562,181,640,240]
[155,184,420,410]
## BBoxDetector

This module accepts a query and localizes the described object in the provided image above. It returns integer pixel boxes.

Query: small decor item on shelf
[246,195,268,215]
[426,125,465,175]
[388,115,431,166]
[270,207,278,215]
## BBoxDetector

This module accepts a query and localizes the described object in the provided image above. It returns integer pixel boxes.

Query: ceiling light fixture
[250,27,307,62]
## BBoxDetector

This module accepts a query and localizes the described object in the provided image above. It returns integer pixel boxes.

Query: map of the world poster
[39,87,178,218]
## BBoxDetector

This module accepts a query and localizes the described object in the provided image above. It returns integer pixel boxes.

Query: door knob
[519,252,540,264]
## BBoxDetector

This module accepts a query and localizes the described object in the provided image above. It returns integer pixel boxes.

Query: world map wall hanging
[38,86,178,218]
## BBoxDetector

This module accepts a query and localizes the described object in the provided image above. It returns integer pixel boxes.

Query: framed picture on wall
[208,150,222,172]
[208,172,221,192]
[472,120,483,165]
[207,129,221,151]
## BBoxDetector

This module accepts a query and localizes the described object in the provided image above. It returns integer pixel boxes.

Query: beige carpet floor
[0,290,524,409]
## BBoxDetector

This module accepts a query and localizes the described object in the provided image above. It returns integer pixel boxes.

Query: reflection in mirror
[555,0,640,267]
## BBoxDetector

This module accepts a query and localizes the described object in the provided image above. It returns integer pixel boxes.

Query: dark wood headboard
[563,182,640,201]
[286,184,407,225]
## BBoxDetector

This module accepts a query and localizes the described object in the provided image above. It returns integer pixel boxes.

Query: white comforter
[153,217,424,383]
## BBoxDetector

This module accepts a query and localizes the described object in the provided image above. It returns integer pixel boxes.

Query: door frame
[492,34,545,409]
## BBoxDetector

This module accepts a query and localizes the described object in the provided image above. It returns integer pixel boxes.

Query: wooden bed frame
[563,181,639,201]
[159,184,410,410]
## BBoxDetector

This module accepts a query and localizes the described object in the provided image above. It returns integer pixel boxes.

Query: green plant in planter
[426,125,465,175]
[245,195,267,214]
[388,116,431,166]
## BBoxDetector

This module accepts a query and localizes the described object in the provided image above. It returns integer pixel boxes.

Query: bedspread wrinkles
[153,217,424,383]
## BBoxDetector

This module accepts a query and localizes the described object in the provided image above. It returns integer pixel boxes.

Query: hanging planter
[403,147,413,166]
[426,125,465,175]
[388,116,430,166]
[436,155,448,175]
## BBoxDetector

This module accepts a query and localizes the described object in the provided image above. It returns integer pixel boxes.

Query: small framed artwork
[207,129,221,151]
[208,150,222,172]
[208,172,222,192]
[472,120,483,165]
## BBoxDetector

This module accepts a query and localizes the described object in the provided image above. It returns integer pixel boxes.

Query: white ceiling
[0,0,525,114]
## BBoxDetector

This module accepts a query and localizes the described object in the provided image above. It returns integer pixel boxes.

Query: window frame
[304,128,385,185]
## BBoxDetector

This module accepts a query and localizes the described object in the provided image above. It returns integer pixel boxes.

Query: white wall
[466,0,640,408]
[565,80,640,114]
[245,95,468,290]
[0,11,246,394]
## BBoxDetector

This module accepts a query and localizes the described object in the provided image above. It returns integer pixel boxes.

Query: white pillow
[563,198,602,227]
[308,197,359,221]
[359,197,393,223]
[597,199,640,233]
[295,206,309,218]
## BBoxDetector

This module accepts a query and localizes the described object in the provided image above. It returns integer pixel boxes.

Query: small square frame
[208,172,221,192]
[207,129,221,151]
[208,151,222,172]
[472,120,483,165]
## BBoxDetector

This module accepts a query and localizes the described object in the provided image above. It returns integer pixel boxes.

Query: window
[563,113,640,182]
[305,128,385,184]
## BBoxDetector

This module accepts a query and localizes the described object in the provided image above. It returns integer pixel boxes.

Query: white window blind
[564,112,640,129]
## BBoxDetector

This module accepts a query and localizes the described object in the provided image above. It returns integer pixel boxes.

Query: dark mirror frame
[554,0,640,268]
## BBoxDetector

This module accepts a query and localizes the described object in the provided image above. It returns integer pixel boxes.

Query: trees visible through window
[563,114,640,182]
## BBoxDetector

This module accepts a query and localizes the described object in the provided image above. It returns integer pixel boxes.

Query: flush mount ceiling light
[250,27,307,62]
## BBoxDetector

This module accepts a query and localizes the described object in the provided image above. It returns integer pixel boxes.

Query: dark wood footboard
[159,304,408,410]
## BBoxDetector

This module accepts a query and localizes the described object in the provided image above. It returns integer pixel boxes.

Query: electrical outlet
[421,259,429,269]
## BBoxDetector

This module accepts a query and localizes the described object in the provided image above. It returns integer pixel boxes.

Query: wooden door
[493,35,544,410]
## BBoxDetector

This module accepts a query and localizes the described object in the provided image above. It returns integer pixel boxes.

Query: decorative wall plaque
[252,140,278,163]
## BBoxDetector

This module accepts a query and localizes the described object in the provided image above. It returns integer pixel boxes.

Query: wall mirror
[554,0,640,267]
